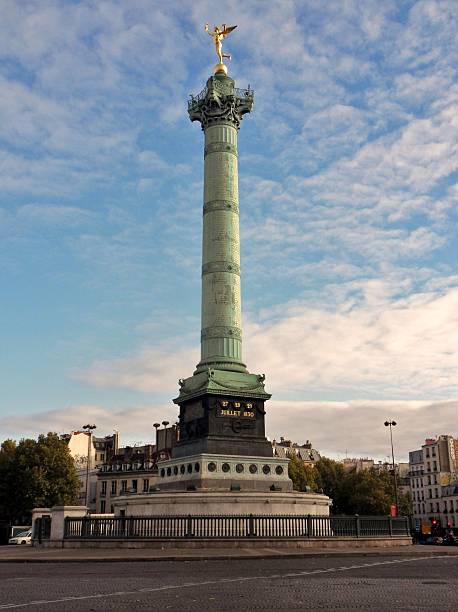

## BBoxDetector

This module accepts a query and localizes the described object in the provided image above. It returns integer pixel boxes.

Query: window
[110,505,114,513]
[111,480,117,495]
[433,461,437,471]
[432,448,436,457]
[100,500,106,513]
[132,479,137,492]
[121,480,127,492]
[426,448,430,458]
[143,479,149,493]
[435,488,438,498]
[100,453,105,461]
[101,481,107,495]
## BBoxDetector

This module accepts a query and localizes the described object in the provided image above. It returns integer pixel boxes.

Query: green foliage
[0,433,79,523]
[343,468,392,515]
[398,490,413,517]
[287,453,317,492]
[314,457,346,511]
[307,457,410,516]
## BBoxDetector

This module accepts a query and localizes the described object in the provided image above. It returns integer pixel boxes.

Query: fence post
[306,514,312,538]
[355,514,360,538]
[248,514,255,537]
[388,517,393,537]
[81,517,88,538]
[405,516,410,536]
[186,515,193,538]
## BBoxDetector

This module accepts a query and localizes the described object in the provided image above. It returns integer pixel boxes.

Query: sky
[1,0,457,462]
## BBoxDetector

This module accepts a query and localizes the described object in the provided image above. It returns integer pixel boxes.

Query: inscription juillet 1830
[217,399,255,418]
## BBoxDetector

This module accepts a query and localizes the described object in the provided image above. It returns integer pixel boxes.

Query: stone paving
[0,553,457,610]
[1,543,457,562]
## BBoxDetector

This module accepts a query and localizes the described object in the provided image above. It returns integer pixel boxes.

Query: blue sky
[1,0,457,460]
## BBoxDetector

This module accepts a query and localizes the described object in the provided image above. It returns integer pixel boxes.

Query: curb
[1,548,456,563]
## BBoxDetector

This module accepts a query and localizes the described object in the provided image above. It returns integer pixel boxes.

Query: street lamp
[82,424,96,509]
[153,423,160,458]
[162,421,170,457]
[384,420,399,516]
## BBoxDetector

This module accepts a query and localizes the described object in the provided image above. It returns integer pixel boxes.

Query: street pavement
[2,543,457,563]
[0,552,457,610]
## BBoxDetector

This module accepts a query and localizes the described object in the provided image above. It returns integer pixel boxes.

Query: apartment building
[62,430,119,511]
[272,438,321,465]
[95,426,177,513]
[409,435,458,528]
[96,444,158,514]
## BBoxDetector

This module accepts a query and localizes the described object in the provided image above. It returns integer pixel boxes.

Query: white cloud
[246,284,458,398]
[1,398,456,462]
[73,281,458,401]
[73,342,199,394]
[16,204,94,227]
[266,398,458,461]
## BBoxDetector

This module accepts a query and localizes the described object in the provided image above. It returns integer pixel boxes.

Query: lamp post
[153,423,160,460]
[162,421,170,457]
[384,420,399,516]
[82,424,96,509]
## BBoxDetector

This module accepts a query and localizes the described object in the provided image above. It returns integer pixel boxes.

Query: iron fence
[34,516,52,543]
[64,514,409,540]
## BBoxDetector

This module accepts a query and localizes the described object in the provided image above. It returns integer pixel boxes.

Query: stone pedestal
[113,490,331,517]
[155,453,292,492]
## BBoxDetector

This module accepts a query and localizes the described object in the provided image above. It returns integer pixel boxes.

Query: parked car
[423,535,443,545]
[8,530,32,545]
[442,533,458,546]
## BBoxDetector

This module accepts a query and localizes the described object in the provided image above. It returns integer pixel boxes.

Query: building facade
[272,438,321,465]
[62,431,119,511]
[94,426,178,514]
[409,435,458,528]
[96,445,158,514]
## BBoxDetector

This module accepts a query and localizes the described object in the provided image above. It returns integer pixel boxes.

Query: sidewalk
[1,544,457,563]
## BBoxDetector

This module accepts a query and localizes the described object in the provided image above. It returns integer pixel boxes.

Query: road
[0,554,457,610]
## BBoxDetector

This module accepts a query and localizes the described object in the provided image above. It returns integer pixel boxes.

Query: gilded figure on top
[205,23,237,64]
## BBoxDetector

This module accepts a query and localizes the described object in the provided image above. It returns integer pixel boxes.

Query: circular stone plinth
[113,490,331,517]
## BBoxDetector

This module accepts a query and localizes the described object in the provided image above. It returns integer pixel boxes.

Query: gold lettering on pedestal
[219,408,255,418]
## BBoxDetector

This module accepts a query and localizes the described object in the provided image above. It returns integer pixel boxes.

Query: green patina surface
[176,71,269,402]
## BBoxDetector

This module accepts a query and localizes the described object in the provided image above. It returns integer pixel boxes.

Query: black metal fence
[64,514,410,540]
[34,516,52,543]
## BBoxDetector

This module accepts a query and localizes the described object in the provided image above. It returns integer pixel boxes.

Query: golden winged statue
[205,23,237,65]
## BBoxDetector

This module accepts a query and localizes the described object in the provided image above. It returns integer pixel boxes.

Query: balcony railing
[188,86,254,111]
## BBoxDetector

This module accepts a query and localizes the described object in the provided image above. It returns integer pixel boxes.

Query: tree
[0,433,79,524]
[344,468,392,515]
[312,458,410,516]
[314,458,346,513]
[398,490,413,517]
[287,453,317,492]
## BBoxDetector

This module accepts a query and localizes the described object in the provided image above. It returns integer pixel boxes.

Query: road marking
[0,555,453,610]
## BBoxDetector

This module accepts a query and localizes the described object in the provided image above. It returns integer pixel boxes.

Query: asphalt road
[0,554,457,611]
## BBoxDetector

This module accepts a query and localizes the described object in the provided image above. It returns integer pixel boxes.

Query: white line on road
[0,555,453,610]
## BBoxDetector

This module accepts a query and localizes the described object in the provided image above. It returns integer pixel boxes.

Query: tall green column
[171,67,271,460]
[189,71,253,374]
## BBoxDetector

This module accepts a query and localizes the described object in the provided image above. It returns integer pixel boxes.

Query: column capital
[188,74,254,130]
